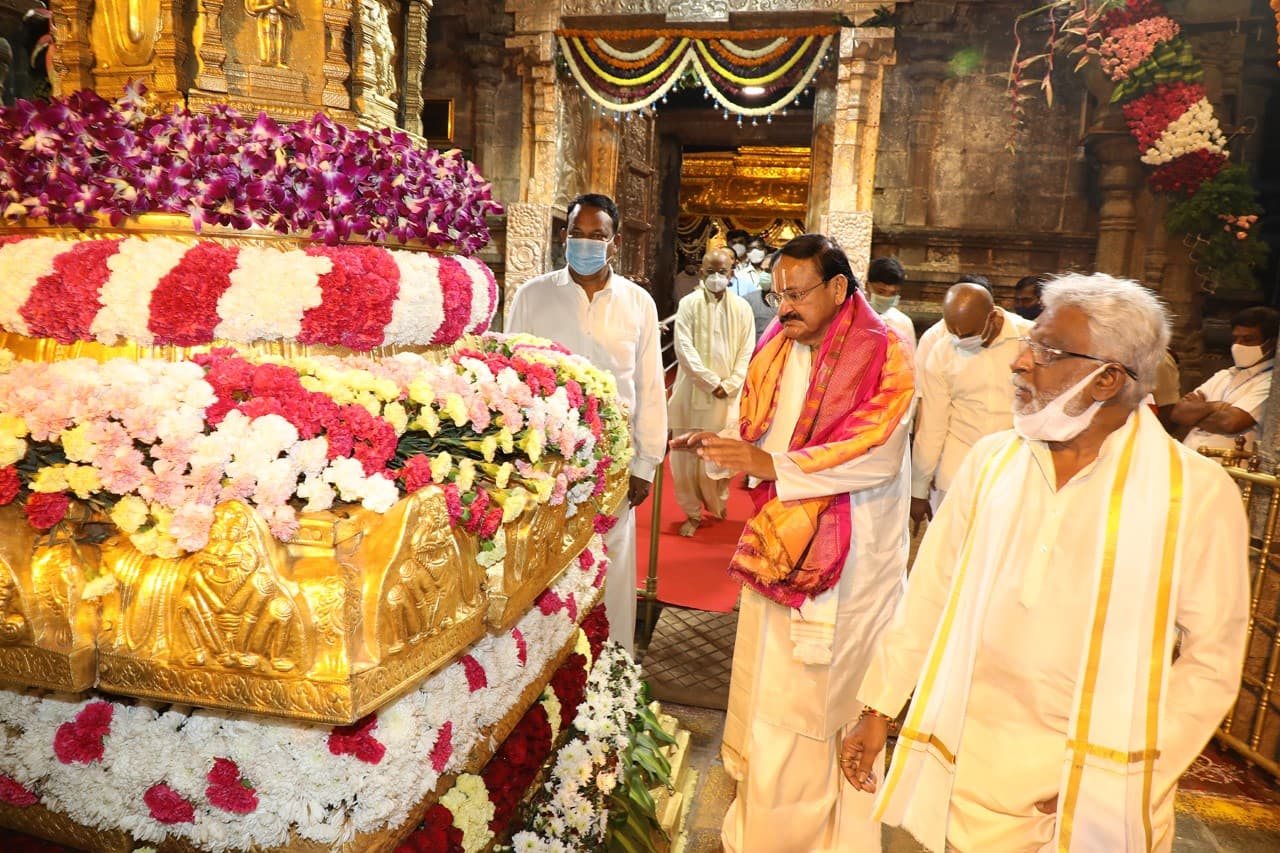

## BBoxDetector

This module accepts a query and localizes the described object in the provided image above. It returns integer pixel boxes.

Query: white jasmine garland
[0,535,609,851]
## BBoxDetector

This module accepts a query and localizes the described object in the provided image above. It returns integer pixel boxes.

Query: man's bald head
[943,282,1000,344]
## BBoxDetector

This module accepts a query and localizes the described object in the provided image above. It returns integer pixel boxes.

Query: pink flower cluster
[1098,16,1180,80]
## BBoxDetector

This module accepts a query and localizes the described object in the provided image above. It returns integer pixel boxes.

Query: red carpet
[635,457,750,613]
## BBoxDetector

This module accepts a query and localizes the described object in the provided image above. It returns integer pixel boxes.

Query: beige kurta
[719,344,912,853]
[859,409,1250,852]
[668,288,755,521]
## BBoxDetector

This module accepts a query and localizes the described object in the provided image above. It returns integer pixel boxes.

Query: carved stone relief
[504,201,554,304]
[826,210,873,280]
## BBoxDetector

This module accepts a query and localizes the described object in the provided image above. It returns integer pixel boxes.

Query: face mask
[952,316,991,353]
[565,238,609,276]
[869,292,900,314]
[747,248,766,265]
[731,243,747,259]
[1014,304,1042,321]
[1232,343,1266,368]
[703,272,729,294]
[757,272,773,292]
[1013,364,1109,442]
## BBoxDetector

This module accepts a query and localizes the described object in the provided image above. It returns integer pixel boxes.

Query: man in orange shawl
[672,234,914,852]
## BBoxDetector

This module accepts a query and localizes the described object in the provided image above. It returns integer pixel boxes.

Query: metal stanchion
[637,455,665,653]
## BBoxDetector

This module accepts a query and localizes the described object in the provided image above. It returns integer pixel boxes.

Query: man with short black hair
[1172,305,1279,453]
[506,192,666,654]
[866,256,916,351]
[1013,273,1050,321]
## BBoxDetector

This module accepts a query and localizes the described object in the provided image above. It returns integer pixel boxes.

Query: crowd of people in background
[516,192,1270,852]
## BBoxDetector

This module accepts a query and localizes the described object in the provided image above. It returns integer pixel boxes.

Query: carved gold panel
[0,472,625,724]
[680,146,812,219]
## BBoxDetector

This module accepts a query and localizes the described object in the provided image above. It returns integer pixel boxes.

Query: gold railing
[1202,446,1280,778]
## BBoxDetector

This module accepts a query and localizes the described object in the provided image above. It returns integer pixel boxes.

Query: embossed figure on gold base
[245,0,297,67]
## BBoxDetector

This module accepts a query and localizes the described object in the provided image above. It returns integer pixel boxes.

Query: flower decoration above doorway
[555,27,838,119]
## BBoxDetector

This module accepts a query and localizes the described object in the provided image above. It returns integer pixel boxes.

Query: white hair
[1040,272,1170,402]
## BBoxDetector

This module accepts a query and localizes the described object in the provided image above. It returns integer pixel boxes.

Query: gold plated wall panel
[0,473,623,724]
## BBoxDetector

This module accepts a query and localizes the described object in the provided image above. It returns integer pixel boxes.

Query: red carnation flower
[593,513,618,535]
[0,772,37,807]
[206,757,259,814]
[511,628,527,666]
[328,714,387,765]
[52,701,113,765]
[25,491,70,530]
[399,803,464,853]
[429,721,453,773]
[400,455,436,494]
[460,654,488,692]
[0,467,20,505]
[144,783,196,824]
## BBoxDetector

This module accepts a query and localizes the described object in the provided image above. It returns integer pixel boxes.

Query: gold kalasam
[0,474,624,724]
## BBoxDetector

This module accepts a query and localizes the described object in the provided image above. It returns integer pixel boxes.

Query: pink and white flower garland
[0,235,496,349]
[0,535,609,852]
[0,336,631,557]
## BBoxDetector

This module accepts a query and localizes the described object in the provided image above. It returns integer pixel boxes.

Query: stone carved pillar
[399,0,431,136]
[1087,131,1143,278]
[902,59,947,227]
[464,40,506,178]
[812,27,895,282]
[193,0,231,95]
[502,26,562,314]
[48,0,94,95]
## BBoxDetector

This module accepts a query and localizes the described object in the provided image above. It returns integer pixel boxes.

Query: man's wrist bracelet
[860,705,893,722]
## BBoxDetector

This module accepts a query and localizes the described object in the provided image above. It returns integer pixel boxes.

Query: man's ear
[832,274,849,303]
[1093,365,1128,402]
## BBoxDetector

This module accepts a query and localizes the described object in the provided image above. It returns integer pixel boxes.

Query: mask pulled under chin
[1012,364,1109,442]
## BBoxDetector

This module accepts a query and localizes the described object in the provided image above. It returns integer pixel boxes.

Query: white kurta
[911,310,1031,500]
[719,344,911,853]
[860,411,1250,852]
[669,288,756,521]
[506,267,668,653]
[881,306,917,353]
[1182,358,1273,452]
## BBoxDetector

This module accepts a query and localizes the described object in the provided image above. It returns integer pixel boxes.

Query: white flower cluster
[1140,97,1226,165]
[0,535,609,852]
[510,641,644,852]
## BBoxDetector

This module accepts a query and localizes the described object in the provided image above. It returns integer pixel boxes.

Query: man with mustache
[841,273,1249,852]
[671,234,914,851]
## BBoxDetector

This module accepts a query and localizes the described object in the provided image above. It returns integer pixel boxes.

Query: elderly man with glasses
[672,233,915,852]
[842,272,1249,853]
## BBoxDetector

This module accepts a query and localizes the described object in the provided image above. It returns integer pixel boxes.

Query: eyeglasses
[1016,337,1138,380]
[763,279,828,309]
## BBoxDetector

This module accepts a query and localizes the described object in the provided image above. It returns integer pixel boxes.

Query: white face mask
[731,243,747,258]
[747,248,766,265]
[704,272,729,293]
[1013,364,1109,442]
[1232,343,1266,368]
[952,333,984,353]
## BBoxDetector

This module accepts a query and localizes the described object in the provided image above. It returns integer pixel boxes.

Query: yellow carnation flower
[407,377,436,406]
[0,433,27,467]
[63,465,102,499]
[110,495,150,534]
[382,401,409,434]
[30,465,69,493]
[443,394,468,427]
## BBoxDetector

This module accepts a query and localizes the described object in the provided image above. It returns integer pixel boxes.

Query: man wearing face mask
[1013,273,1050,321]
[668,248,756,536]
[909,282,1032,529]
[730,235,769,298]
[506,193,667,654]
[842,273,1248,853]
[866,257,917,351]
[1172,306,1279,453]
[741,250,777,341]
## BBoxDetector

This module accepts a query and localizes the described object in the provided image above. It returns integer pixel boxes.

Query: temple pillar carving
[399,0,432,136]
[351,0,399,130]
[48,0,95,95]
[902,59,947,227]
[810,26,895,280]
[502,20,563,309]
[464,39,506,178]
[1086,129,1143,279]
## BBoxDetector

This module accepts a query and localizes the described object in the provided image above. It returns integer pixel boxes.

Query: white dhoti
[669,426,730,522]
[602,503,637,655]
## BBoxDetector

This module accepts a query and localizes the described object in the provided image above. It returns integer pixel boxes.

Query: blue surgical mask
[758,271,773,291]
[566,238,609,276]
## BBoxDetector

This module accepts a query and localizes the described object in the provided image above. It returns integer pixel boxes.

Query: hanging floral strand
[555,28,838,119]
[1007,0,1267,291]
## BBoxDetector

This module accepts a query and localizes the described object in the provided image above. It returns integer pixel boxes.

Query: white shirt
[506,267,667,481]
[861,416,1249,851]
[914,319,947,399]
[668,288,755,430]
[881,306,917,353]
[911,309,1032,499]
[1182,358,1274,452]
[730,262,761,297]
